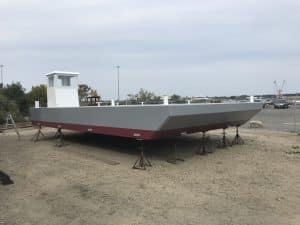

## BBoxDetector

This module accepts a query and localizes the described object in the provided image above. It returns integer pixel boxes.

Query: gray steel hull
[30,103,262,140]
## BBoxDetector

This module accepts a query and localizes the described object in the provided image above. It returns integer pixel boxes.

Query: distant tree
[0,82,28,119]
[128,89,161,103]
[2,82,25,101]
[137,89,155,102]
[0,92,24,123]
[78,84,91,102]
[0,94,8,123]
[170,94,183,103]
[90,89,99,97]
[127,93,138,101]
[26,85,47,107]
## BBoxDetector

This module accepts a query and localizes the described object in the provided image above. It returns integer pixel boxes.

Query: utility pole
[0,64,3,88]
[114,65,120,103]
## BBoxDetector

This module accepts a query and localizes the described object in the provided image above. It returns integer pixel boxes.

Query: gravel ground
[0,128,299,225]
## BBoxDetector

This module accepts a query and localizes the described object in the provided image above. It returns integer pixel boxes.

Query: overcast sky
[1,0,299,99]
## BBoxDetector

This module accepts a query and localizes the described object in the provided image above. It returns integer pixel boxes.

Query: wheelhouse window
[58,76,71,87]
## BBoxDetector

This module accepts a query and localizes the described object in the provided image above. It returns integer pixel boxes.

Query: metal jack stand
[167,143,185,164]
[5,113,20,140]
[219,128,230,148]
[54,127,64,147]
[197,132,208,155]
[232,126,244,145]
[31,125,45,142]
[132,140,152,170]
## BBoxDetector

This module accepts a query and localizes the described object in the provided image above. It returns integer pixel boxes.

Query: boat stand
[219,128,230,148]
[197,132,208,155]
[232,126,244,145]
[167,143,185,164]
[54,127,64,147]
[5,113,20,141]
[132,141,152,170]
[31,125,45,142]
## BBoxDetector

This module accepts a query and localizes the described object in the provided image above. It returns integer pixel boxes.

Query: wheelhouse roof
[45,71,79,77]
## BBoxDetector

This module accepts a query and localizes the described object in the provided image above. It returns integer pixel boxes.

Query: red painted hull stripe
[31,120,240,140]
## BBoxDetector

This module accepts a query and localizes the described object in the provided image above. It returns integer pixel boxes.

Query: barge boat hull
[30,103,262,140]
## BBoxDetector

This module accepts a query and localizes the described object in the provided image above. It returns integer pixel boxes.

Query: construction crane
[273,80,286,99]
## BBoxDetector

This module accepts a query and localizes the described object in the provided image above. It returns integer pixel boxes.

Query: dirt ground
[0,128,299,225]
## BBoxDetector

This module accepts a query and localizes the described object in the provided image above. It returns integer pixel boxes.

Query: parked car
[272,99,289,109]
[262,99,273,108]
